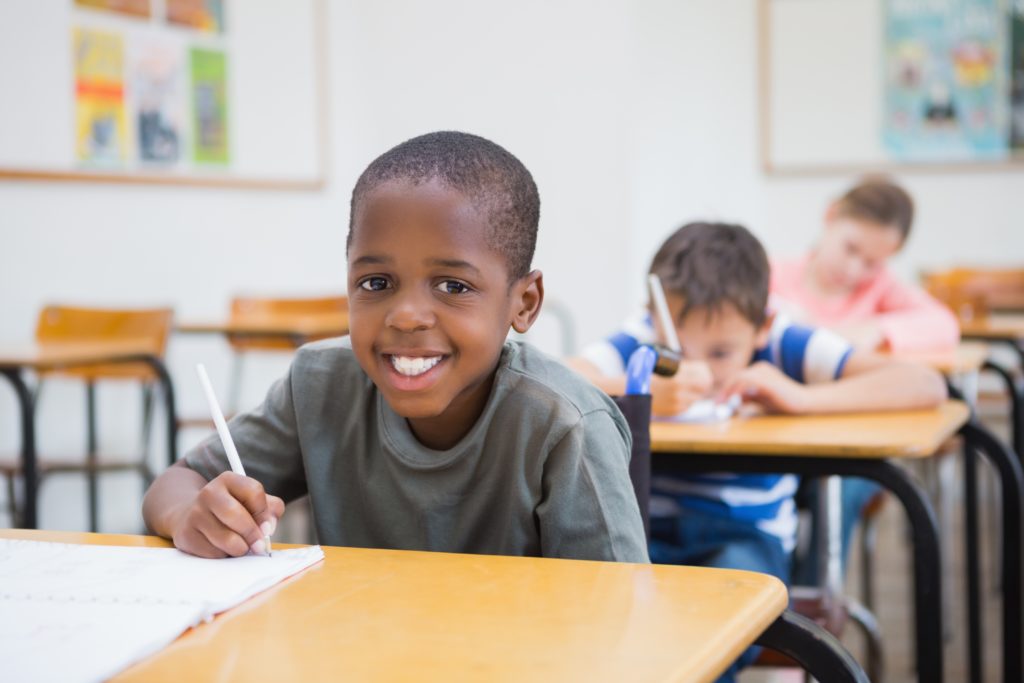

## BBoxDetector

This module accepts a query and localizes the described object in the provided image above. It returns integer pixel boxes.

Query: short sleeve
[773,321,853,384]
[536,410,649,563]
[183,363,308,503]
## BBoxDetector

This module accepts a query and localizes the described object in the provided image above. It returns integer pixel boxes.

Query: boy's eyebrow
[351,255,392,267]
[427,258,482,275]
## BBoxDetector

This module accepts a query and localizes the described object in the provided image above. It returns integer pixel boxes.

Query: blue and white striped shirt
[579,311,853,551]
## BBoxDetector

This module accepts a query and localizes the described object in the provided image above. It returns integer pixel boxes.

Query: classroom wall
[1,0,1022,530]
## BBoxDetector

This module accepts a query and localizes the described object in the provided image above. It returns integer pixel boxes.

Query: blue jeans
[792,476,882,586]
[650,512,791,683]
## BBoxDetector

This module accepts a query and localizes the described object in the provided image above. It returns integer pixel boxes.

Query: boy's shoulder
[499,341,627,428]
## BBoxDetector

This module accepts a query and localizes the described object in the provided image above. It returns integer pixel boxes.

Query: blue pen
[624,345,658,395]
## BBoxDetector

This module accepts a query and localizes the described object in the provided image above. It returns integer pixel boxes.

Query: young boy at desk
[567,222,945,681]
[144,131,648,563]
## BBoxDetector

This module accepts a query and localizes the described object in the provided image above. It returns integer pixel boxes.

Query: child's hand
[169,472,285,558]
[718,361,810,414]
[651,360,714,416]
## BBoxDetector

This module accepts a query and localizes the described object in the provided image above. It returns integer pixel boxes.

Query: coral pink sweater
[770,254,960,352]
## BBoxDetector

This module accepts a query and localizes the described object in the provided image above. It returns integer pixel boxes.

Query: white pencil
[648,273,682,353]
[196,363,272,556]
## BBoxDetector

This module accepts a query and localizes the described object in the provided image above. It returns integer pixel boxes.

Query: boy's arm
[835,278,960,353]
[721,353,947,415]
[565,357,713,417]
[536,409,649,563]
[143,362,305,556]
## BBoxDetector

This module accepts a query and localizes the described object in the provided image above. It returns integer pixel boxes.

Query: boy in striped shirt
[568,222,945,681]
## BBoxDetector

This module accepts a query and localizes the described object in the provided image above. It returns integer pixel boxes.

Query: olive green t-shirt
[184,339,648,563]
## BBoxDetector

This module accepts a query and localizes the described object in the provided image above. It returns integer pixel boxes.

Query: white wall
[1,0,1022,530]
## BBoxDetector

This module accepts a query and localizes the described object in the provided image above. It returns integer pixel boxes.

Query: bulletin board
[758,0,1024,176]
[0,0,327,190]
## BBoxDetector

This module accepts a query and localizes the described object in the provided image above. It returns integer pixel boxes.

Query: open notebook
[0,538,324,683]
[659,395,742,424]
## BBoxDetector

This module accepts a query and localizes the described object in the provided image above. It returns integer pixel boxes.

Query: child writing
[770,177,959,583]
[771,176,959,353]
[568,222,946,682]
[143,131,648,563]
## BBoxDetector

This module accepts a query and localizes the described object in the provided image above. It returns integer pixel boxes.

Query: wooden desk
[1,529,789,683]
[895,341,991,377]
[959,313,1024,342]
[650,401,1023,683]
[0,342,179,529]
[176,313,349,346]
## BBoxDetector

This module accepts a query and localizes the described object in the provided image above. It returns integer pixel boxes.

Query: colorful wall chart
[74,27,128,164]
[190,48,229,164]
[883,0,1010,161]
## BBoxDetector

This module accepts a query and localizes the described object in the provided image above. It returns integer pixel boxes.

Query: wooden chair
[1,305,173,530]
[178,295,348,428]
[922,267,1024,322]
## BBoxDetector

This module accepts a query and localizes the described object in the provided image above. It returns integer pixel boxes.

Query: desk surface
[960,314,1024,341]
[0,340,162,370]
[652,400,970,459]
[1,529,788,683]
[176,313,349,338]
[895,341,990,375]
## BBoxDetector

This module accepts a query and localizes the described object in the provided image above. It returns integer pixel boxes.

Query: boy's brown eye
[359,277,390,292]
[436,280,470,295]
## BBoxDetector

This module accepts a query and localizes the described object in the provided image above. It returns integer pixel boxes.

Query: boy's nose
[385,294,436,332]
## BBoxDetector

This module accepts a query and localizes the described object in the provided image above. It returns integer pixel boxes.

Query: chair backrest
[35,305,174,381]
[922,267,1024,322]
[227,295,349,351]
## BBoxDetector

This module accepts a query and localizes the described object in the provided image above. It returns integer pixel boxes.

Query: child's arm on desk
[143,461,285,559]
[719,353,947,415]
[565,357,713,417]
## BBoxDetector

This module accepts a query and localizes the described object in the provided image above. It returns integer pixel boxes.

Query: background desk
[0,342,178,529]
[650,402,1007,683]
[1,529,788,683]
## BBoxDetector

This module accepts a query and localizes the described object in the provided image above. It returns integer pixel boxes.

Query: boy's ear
[755,310,775,348]
[510,270,544,334]
[824,201,840,225]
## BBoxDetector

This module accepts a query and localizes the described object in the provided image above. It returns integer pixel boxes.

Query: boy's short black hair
[835,176,915,243]
[649,222,769,327]
[348,131,540,281]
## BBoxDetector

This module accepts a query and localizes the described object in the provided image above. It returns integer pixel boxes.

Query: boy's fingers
[195,513,251,557]
[176,528,229,559]
[255,495,286,534]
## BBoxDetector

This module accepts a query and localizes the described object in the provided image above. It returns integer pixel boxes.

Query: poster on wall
[131,39,183,164]
[75,0,151,19]
[74,27,129,164]
[190,47,229,164]
[882,0,1010,161]
[167,0,225,33]
[1012,0,1024,149]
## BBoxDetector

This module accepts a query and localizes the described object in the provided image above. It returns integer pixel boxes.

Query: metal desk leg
[961,421,1024,683]
[755,610,869,683]
[140,356,178,468]
[983,360,1023,461]
[0,368,36,529]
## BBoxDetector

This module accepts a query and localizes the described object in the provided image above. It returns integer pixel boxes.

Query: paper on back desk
[659,396,741,424]
[0,539,324,683]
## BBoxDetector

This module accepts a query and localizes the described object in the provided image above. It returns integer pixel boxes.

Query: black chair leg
[755,610,870,683]
[86,381,99,533]
[140,383,155,489]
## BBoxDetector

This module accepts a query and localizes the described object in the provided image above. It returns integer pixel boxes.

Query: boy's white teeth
[390,355,442,376]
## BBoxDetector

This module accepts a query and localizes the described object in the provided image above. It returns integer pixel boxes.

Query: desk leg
[140,356,178,468]
[961,421,1024,683]
[0,369,36,529]
[983,360,1023,461]
[755,610,869,683]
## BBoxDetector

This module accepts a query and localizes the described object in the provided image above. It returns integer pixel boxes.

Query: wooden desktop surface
[0,340,162,369]
[894,341,990,375]
[176,313,349,338]
[959,313,1024,341]
[1,529,788,683]
[652,400,970,459]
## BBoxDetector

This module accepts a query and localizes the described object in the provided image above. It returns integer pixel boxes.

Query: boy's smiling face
[347,179,542,450]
